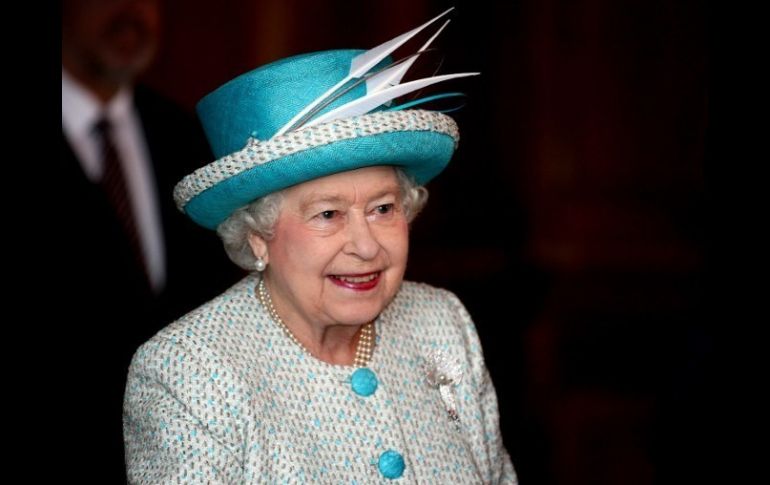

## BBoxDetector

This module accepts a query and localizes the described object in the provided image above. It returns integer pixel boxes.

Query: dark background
[48,0,752,483]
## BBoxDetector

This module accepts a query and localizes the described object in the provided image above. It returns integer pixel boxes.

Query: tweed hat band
[174,109,457,212]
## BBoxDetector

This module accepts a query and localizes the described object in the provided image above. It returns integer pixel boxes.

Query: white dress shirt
[62,69,166,293]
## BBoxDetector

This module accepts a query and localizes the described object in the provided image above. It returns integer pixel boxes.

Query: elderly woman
[123,11,517,484]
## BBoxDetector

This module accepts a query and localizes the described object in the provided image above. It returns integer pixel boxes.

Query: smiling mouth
[329,272,381,290]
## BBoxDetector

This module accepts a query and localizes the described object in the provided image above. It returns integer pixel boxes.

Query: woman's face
[256,166,410,330]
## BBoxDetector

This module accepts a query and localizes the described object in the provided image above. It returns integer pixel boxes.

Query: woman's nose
[343,213,380,260]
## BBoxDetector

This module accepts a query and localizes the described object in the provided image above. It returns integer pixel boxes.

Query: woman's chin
[319,271,403,325]
[328,303,386,327]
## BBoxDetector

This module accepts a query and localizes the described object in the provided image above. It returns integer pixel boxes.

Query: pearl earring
[255,256,267,272]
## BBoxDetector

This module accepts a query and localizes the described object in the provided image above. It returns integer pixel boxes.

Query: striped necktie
[93,117,148,284]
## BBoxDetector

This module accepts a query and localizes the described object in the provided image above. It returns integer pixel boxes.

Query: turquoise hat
[174,12,474,230]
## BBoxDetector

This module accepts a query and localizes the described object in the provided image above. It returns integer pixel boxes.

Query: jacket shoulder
[133,275,260,361]
[397,280,462,305]
[389,281,474,343]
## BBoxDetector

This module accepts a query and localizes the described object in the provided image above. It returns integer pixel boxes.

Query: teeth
[336,273,378,283]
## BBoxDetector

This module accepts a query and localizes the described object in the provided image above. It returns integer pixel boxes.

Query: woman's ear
[247,233,269,265]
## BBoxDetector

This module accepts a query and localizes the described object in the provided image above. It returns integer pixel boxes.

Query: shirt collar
[62,68,135,138]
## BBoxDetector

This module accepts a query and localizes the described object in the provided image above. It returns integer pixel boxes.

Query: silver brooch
[424,349,463,425]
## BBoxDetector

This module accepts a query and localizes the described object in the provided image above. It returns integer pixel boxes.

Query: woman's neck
[303,324,363,365]
[259,277,367,366]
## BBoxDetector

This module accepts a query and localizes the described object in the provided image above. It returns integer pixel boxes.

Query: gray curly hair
[217,167,429,270]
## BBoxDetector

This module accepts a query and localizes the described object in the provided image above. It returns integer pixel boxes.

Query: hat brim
[175,110,458,230]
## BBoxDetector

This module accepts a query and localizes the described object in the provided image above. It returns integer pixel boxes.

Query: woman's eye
[375,204,394,214]
[319,210,337,220]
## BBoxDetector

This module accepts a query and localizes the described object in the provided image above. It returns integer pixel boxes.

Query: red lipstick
[328,272,380,290]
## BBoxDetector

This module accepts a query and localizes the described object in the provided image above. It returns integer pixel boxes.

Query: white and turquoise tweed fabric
[123,274,517,484]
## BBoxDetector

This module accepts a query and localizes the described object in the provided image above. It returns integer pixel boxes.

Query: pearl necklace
[257,278,375,368]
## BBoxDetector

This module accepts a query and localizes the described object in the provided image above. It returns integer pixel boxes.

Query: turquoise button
[350,368,378,396]
[378,449,405,479]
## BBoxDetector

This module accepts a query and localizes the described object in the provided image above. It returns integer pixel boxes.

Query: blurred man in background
[61,0,239,477]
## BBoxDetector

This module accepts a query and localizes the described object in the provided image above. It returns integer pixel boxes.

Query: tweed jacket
[124,274,517,484]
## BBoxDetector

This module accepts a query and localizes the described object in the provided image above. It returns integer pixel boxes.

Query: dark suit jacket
[56,86,242,481]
